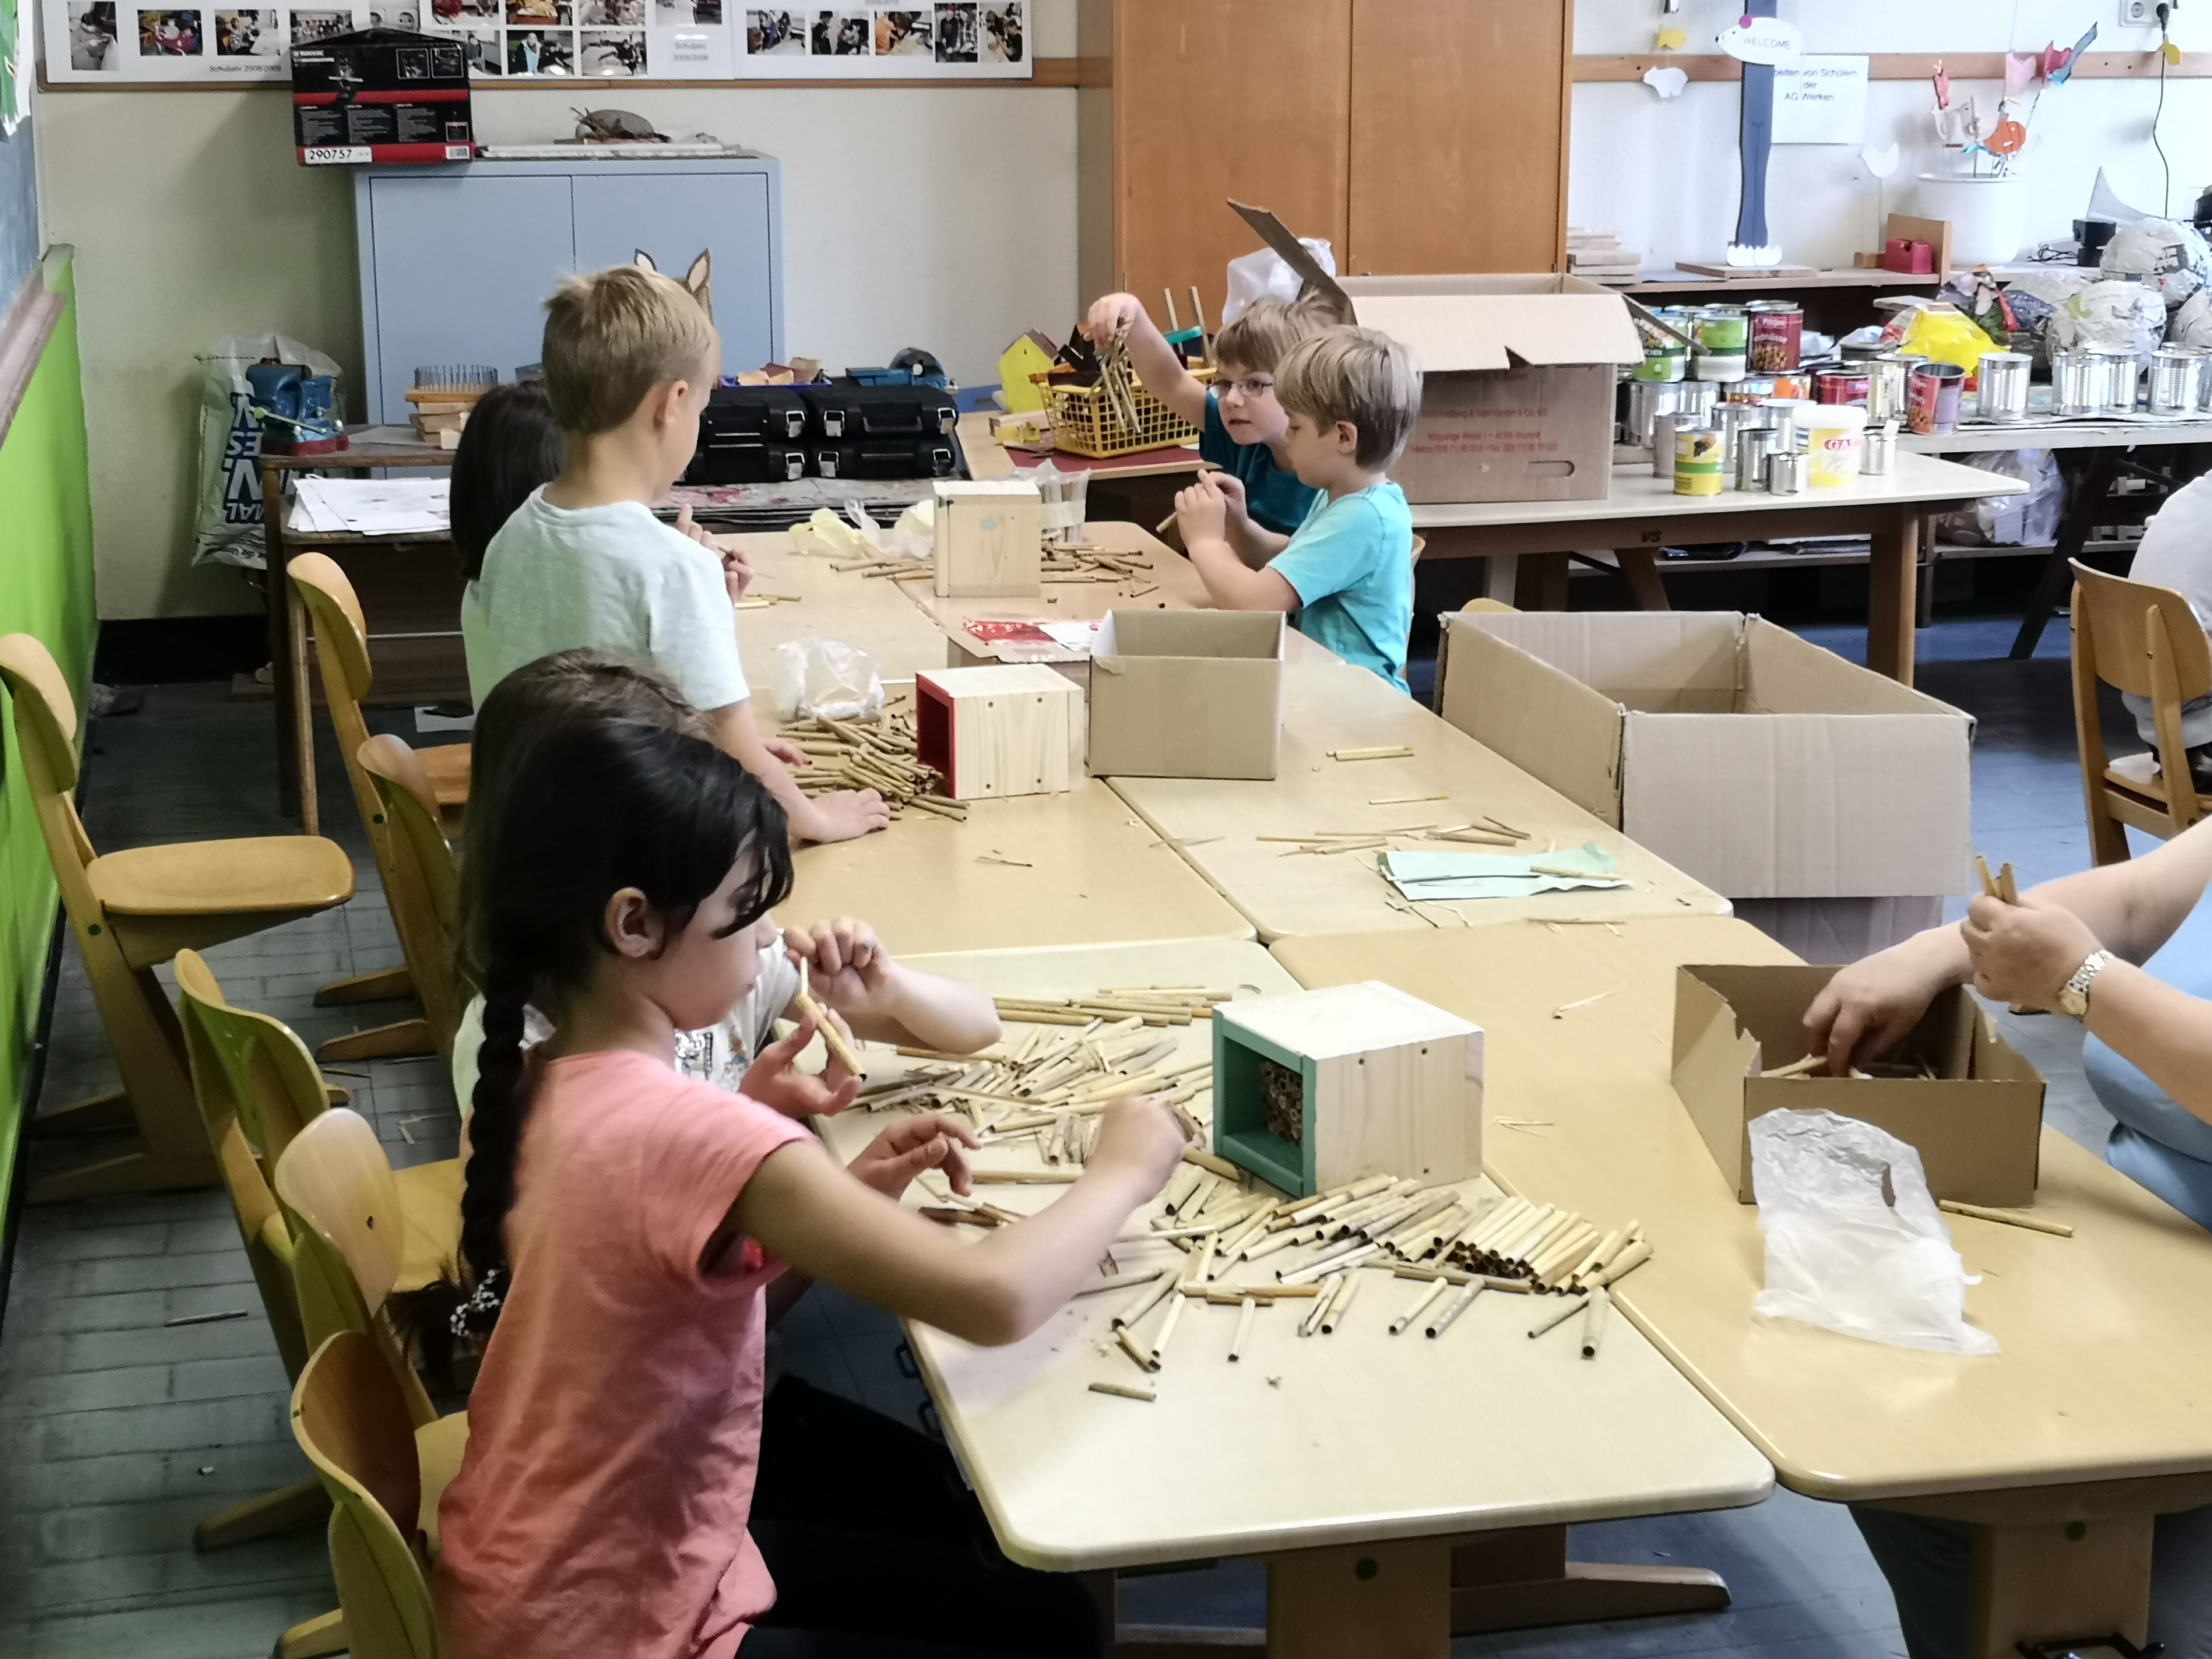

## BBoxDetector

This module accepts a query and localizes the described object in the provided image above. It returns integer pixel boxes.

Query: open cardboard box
[1435,611,1974,932]
[1673,964,2046,1207]
[1086,609,1283,780]
[1230,201,1643,503]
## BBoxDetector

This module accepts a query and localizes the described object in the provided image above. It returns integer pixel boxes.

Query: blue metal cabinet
[353,155,783,424]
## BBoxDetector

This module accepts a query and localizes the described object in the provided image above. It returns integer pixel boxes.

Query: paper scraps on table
[1378,844,1629,903]
[962,618,1101,662]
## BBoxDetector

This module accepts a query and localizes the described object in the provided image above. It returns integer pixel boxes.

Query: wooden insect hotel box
[1212,982,1483,1198]
[913,664,1083,801]
[933,479,1041,598]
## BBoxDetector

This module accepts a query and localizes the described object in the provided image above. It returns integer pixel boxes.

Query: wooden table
[900,520,1208,659]
[1274,916,2212,1655]
[1410,455,2027,686]
[779,786,1251,956]
[260,431,455,835]
[1108,642,1725,942]
[958,412,1205,483]
[812,939,1773,1656]
[721,530,953,686]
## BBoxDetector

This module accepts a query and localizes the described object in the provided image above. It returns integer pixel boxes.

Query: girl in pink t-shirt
[424,719,1184,1659]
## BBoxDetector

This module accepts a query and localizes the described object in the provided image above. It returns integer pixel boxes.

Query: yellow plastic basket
[1042,366,1214,459]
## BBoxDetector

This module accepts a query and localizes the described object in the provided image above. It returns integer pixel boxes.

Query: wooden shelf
[1566,539,2116,580]
[1623,269,1944,295]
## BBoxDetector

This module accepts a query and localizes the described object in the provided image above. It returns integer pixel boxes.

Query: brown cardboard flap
[1338,286,1647,372]
[1436,614,1622,824]
[1088,609,1284,780]
[1621,708,1973,899]
[1743,619,1978,725]
[1459,611,1744,710]
[1670,966,1766,1199]
[1226,200,1349,310]
[1106,608,1284,661]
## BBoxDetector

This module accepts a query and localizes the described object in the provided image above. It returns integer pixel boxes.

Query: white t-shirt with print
[460,487,749,712]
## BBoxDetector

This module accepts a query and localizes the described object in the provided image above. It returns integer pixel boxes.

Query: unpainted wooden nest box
[1211,982,1485,1199]
[933,479,1042,598]
[913,664,1083,801]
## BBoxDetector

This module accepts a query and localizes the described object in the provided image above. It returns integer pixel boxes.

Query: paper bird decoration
[2047,23,2097,85]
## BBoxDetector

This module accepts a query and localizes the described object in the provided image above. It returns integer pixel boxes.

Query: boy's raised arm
[1084,293,1209,428]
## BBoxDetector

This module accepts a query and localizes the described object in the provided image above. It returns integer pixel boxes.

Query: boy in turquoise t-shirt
[1082,292,1332,537]
[1172,327,1422,693]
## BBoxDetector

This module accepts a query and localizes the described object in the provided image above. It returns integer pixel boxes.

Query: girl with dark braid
[424,719,1184,1659]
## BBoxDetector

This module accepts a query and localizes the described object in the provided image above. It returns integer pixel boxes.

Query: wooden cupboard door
[1347,0,1569,275]
[1112,0,1351,329]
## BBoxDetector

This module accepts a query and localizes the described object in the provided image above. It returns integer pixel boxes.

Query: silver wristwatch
[2058,950,2116,1020]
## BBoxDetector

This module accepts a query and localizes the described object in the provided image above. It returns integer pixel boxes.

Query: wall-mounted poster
[38,0,1028,79]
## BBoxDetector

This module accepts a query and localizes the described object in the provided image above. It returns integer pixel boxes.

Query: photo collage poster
[40,0,1028,79]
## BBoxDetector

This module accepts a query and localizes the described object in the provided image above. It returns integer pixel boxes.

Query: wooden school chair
[2069,559,2212,865]
[292,1332,449,1659]
[275,1107,470,1560]
[352,735,464,1064]
[0,633,356,1202]
[288,554,469,1058]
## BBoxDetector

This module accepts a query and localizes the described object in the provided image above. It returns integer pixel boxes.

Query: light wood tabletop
[812,939,1770,1650]
[722,530,952,686]
[1272,916,2212,1653]
[899,520,1209,657]
[958,412,1207,483]
[1108,645,1726,942]
[779,785,1253,956]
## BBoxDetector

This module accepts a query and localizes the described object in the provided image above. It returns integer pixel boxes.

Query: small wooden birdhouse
[997,329,1058,414]
[913,664,1082,800]
[933,479,1041,598]
[1212,982,1483,1198]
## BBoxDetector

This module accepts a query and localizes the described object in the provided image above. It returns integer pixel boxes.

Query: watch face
[2060,988,2088,1017]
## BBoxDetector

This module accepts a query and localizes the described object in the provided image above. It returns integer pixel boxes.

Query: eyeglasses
[1214,375,1276,400]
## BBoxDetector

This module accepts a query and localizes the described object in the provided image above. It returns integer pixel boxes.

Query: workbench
[812,938,1773,1657]
[1274,915,2212,1656]
[1107,637,1725,941]
[725,530,952,685]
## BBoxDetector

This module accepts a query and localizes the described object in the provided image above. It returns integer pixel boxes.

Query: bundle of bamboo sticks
[776,703,968,821]
[1040,543,1157,587]
[990,986,1231,1027]
[1442,1199,1651,1294]
[1256,817,1533,857]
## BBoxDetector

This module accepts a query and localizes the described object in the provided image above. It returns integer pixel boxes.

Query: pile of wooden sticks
[1041,544,1157,589]
[1442,1199,1650,1293]
[778,704,967,821]
[991,986,1230,1027]
[1259,816,1534,857]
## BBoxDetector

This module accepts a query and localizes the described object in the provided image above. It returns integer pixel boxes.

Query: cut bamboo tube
[1530,1226,1599,1287]
[1183,1233,1218,1287]
[1241,1226,1316,1263]
[1425,1281,1483,1338]
[1115,1326,1153,1371]
[1938,1200,2073,1238]
[1161,1166,1204,1215]
[1149,1291,1186,1367]
[1229,1296,1257,1362]
[1300,1277,1340,1337]
[1565,1226,1626,1287]
[1090,1380,1157,1403]
[790,981,865,1076]
[1182,1146,1241,1181]
[1173,1171,1221,1219]
[1761,1053,1828,1080]
[1282,1241,1380,1286]
[1327,745,1415,761]
[1319,1272,1360,1334]
[1391,1275,1452,1335]
[1075,1268,1163,1299]
[1580,1287,1612,1360]
[1585,1238,1653,1290]
[1467,1196,1534,1250]
[1114,1273,1179,1331]
[1216,1209,1274,1264]
[1527,1295,1587,1339]
[972,1169,1082,1185]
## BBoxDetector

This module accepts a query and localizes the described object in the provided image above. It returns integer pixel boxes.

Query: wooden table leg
[1481,552,1520,604]
[1974,1516,2153,1657]
[290,580,318,837]
[1514,552,1570,612]
[1450,1526,1727,1633]
[1866,508,1919,686]
[262,457,301,822]
[1614,547,1671,612]
[2011,448,2122,661]
[1266,1537,1451,1659]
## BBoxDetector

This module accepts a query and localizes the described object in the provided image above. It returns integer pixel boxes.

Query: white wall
[36,2,1077,620]
[1568,0,2212,271]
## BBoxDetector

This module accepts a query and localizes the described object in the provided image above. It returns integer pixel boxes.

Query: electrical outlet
[2122,0,2160,23]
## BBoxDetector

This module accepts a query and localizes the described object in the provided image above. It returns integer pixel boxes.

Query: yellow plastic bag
[1895,307,1999,377]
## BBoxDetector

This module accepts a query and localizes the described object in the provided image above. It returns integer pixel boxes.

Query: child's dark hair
[396,719,792,1384]
[449,380,566,582]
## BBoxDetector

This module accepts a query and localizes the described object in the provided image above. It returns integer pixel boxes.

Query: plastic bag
[2101,216,2212,310]
[787,502,929,565]
[1014,460,1090,545]
[1224,236,1337,327]
[1894,307,2000,376]
[771,638,884,723]
[1748,1109,1998,1356]
[2046,278,2169,361]
[192,333,344,568]
[1935,448,2061,546]
[2171,290,2212,350]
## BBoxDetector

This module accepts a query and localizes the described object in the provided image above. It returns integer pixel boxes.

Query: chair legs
[194,1474,331,1550]
[318,1018,435,1063]
[316,964,415,1007]
[26,1086,134,1136]
[277,1608,349,1659]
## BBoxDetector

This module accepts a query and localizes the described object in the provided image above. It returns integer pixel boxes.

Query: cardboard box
[1229,201,1644,503]
[933,480,1041,598]
[291,30,476,166]
[914,664,1083,800]
[1087,610,1283,780]
[1214,982,1484,1199]
[1435,610,1975,905]
[1672,964,2045,1207]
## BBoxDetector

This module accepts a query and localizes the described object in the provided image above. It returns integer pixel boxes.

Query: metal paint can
[1865,356,1912,424]
[1862,420,1898,476]
[2149,347,2210,415]
[2090,348,2141,415]
[1976,352,2032,422]
[2051,350,2103,416]
[1694,308,1749,382]
[1816,368,1872,406]
[1673,424,1725,496]
[1735,427,1781,491]
[1747,299,1803,372]
[1907,361,1966,435]
[1767,449,1808,494]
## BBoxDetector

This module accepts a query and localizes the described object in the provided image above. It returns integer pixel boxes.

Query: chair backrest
[1410,534,1426,565]
[2072,560,2212,702]
[174,949,330,1170]
[292,1332,444,1659]
[358,735,462,1055]
[174,949,313,1379]
[1461,598,1518,615]
[0,633,99,899]
[288,556,386,845]
[275,1108,438,1427]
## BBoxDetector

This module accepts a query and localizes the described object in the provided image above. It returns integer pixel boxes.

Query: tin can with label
[1907,361,1967,435]
[1694,307,1749,382]
[1632,342,1688,383]
[1865,356,1912,424]
[1816,369,1871,407]
[1747,299,1803,372]
[1673,424,1725,496]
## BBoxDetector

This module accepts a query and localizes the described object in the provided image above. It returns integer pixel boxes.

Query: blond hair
[1211,292,1345,377]
[541,265,719,436]
[1275,326,1423,469]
